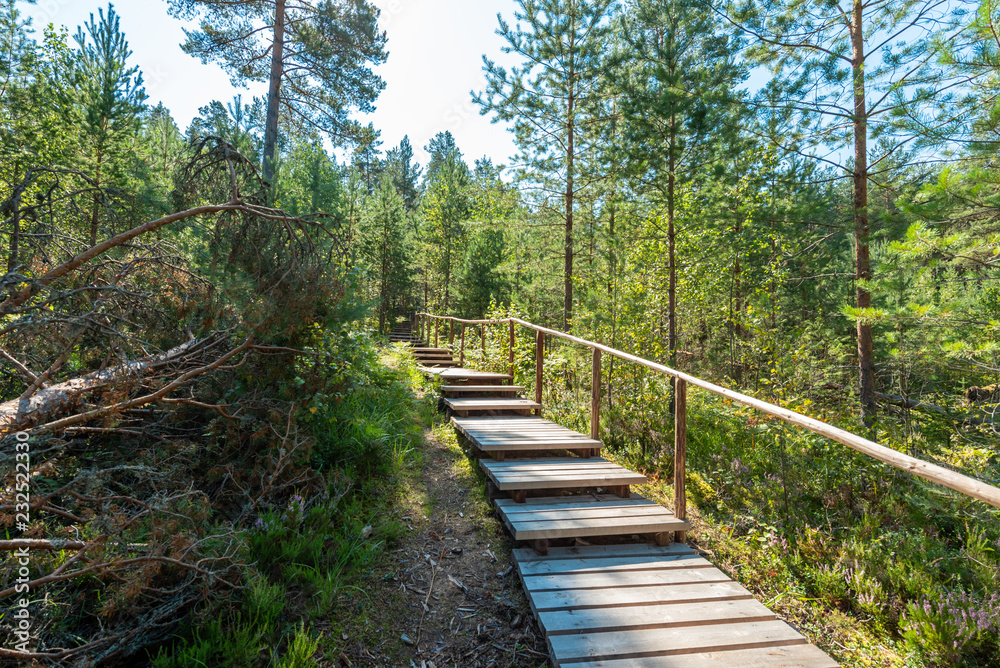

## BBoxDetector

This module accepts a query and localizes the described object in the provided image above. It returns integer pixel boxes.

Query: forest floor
[321,421,551,667]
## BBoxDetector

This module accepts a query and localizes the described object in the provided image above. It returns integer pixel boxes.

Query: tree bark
[90,150,103,246]
[263,0,287,187]
[667,112,677,369]
[852,0,875,428]
[564,81,575,332]
[0,337,210,435]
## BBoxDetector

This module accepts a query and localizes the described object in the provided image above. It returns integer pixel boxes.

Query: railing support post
[449,319,455,346]
[674,377,687,544]
[535,330,544,415]
[481,324,487,365]
[591,348,601,442]
[508,320,515,379]
[434,319,439,348]
[460,323,466,367]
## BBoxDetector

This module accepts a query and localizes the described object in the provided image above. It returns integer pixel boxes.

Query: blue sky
[22,0,520,168]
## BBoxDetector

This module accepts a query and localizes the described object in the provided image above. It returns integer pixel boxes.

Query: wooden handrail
[417,312,1000,510]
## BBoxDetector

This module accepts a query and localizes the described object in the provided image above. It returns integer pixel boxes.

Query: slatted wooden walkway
[391,322,839,667]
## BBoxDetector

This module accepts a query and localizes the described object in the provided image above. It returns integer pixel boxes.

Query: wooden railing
[415,313,1000,526]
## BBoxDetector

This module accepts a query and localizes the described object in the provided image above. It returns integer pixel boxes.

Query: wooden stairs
[401,323,840,667]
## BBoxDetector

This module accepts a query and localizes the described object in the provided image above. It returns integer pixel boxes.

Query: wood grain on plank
[554,641,838,668]
[549,620,806,663]
[523,566,732,592]
[512,543,695,562]
[516,554,709,577]
[530,580,752,611]
[537,598,776,635]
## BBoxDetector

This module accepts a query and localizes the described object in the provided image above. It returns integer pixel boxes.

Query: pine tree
[351,124,383,194]
[361,175,412,331]
[72,3,147,245]
[475,0,615,331]
[610,0,747,367]
[384,135,422,211]
[724,0,965,426]
[166,0,387,186]
[421,148,470,313]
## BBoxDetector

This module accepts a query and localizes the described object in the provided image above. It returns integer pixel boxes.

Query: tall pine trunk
[564,78,575,332]
[851,0,875,428]
[90,150,103,246]
[263,0,286,186]
[667,112,677,369]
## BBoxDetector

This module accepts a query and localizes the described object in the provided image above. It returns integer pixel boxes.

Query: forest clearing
[2,0,1000,665]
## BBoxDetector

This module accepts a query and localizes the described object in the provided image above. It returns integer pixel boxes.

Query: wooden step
[548,621,811,666]
[419,360,458,367]
[563,645,839,668]
[508,542,838,667]
[495,494,688,542]
[428,368,513,384]
[452,416,601,458]
[441,385,526,396]
[481,457,646,494]
[445,397,540,415]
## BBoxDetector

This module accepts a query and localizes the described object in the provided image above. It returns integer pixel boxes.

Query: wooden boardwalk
[392,323,839,667]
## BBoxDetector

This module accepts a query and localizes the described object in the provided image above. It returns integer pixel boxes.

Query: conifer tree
[421,147,470,313]
[384,135,422,211]
[72,3,147,245]
[166,0,387,186]
[475,0,615,331]
[610,0,746,367]
[361,175,412,331]
[724,0,965,426]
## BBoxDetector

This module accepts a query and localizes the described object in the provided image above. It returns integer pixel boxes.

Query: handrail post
[481,324,487,365]
[535,330,544,415]
[449,319,455,346]
[674,377,687,544]
[460,323,466,367]
[591,348,601,442]
[508,320,515,379]
[434,319,439,348]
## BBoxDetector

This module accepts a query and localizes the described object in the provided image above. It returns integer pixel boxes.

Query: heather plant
[902,590,1000,665]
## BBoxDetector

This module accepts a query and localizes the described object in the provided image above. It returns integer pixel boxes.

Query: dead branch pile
[0,139,349,664]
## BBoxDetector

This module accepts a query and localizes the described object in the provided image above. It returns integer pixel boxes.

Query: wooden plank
[441,385,525,393]
[503,504,674,523]
[491,469,639,481]
[538,599,776,636]
[492,474,646,491]
[529,581,752,612]
[516,554,710,577]
[523,566,732,592]
[513,543,695,562]
[548,621,808,664]
[477,442,600,452]
[562,645,839,668]
[445,398,541,410]
[482,457,614,469]
[497,494,656,510]
[438,369,512,379]
[507,514,689,540]
[490,469,642,481]
[490,468,637,478]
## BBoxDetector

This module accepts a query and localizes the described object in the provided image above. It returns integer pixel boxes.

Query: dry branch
[0,336,217,436]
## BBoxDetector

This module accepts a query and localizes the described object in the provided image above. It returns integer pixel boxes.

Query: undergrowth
[527,344,1000,667]
[148,327,437,667]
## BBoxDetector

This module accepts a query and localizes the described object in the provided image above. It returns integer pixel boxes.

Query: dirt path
[334,425,550,668]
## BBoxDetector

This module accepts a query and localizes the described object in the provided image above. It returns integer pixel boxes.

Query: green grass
[149,332,438,667]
